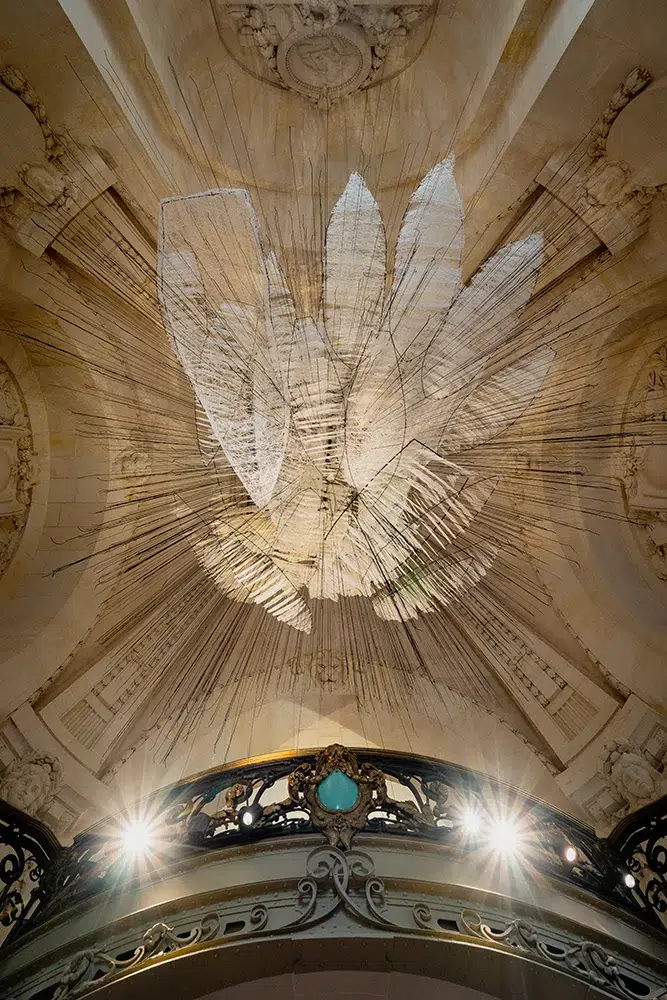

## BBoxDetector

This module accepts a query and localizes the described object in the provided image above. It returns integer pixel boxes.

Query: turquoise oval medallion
[316,770,359,811]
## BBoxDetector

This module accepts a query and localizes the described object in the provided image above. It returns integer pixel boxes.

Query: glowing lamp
[460,809,482,836]
[121,821,153,856]
[238,803,263,829]
[488,818,520,855]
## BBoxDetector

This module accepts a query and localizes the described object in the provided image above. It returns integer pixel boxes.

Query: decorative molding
[452,591,614,764]
[51,914,222,999]
[537,67,664,255]
[460,909,667,1000]
[0,359,38,579]
[224,2,430,106]
[0,753,63,819]
[621,343,667,582]
[9,845,666,1000]
[0,65,115,256]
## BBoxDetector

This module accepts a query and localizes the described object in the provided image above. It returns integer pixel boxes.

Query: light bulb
[624,872,636,889]
[564,845,577,864]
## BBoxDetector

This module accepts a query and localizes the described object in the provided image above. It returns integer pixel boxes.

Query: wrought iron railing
[610,792,667,920]
[1,745,664,944]
[0,801,61,943]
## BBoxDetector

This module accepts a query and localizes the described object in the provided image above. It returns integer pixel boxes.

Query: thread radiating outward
[157,157,551,633]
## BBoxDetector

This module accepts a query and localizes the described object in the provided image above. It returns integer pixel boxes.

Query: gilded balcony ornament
[288,744,386,849]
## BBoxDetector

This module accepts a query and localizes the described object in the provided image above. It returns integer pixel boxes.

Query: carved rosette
[0,359,38,579]
[288,744,386,848]
[224,3,430,107]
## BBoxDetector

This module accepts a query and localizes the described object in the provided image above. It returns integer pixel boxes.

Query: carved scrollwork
[29,845,667,1000]
[52,913,221,999]
[460,909,666,1000]
[292,845,391,929]
[5,745,664,942]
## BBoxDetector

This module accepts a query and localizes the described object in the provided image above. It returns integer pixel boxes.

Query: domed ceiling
[0,0,666,838]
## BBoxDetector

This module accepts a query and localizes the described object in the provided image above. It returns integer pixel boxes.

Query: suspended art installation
[157,156,552,633]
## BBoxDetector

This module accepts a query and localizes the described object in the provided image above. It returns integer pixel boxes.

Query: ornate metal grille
[1,746,664,941]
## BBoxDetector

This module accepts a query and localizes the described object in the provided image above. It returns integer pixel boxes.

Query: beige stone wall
[0,0,666,834]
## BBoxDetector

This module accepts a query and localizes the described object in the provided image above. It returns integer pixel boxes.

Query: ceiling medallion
[227,2,430,107]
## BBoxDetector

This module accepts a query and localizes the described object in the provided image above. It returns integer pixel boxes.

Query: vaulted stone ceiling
[0,0,666,839]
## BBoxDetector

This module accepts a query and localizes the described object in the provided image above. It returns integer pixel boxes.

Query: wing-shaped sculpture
[159,157,550,628]
[158,191,289,509]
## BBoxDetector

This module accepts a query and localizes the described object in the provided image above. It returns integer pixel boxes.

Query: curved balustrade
[610,793,667,920]
[0,802,61,941]
[0,746,664,945]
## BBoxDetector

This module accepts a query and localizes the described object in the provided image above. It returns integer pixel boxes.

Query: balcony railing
[1,744,665,947]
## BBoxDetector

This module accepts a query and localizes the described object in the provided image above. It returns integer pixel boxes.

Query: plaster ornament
[598,739,667,816]
[226,2,430,106]
[0,752,63,817]
[0,364,24,427]
[18,162,70,209]
[158,157,551,632]
[0,64,66,162]
[621,344,667,582]
[583,158,633,210]
[0,360,37,577]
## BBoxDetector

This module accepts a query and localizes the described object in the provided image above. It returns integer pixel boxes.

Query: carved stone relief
[621,344,667,583]
[223,2,431,107]
[537,67,666,255]
[0,65,70,226]
[598,738,667,819]
[0,752,63,818]
[557,696,667,836]
[0,65,115,257]
[16,846,667,1000]
[0,360,38,579]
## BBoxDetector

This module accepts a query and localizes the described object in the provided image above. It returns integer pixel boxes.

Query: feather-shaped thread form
[157,157,549,627]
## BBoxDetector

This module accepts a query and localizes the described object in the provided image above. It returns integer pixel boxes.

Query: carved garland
[226,2,430,107]
[0,65,71,227]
